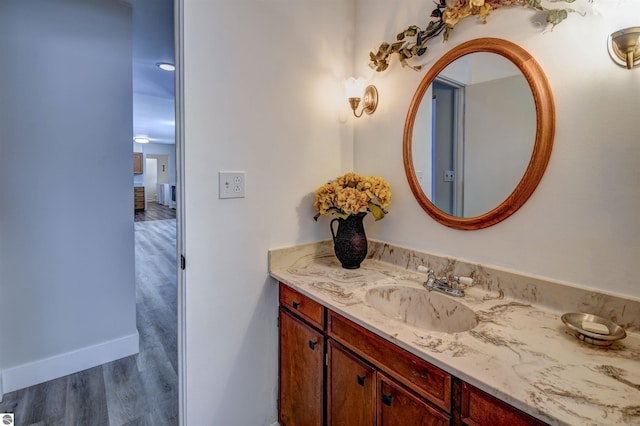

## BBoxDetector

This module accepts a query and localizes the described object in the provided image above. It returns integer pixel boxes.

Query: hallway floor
[0,219,178,426]
[135,201,176,222]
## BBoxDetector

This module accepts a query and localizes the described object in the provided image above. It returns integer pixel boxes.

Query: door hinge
[180,254,186,270]
[325,353,329,366]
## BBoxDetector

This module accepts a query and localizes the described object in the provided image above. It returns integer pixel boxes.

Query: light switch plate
[219,171,245,199]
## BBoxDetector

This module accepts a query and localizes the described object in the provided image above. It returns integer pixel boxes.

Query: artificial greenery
[369,0,581,72]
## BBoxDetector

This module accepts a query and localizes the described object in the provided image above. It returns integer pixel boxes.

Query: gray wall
[0,0,137,393]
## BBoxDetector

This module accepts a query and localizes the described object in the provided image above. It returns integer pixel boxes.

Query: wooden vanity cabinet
[279,283,450,426]
[278,283,544,426]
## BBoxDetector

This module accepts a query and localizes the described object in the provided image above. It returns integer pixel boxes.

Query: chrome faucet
[423,269,465,298]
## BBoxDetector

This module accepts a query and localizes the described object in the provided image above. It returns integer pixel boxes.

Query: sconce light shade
[345,77,366,98]
[345,77,378,118]
[609,27,640,69]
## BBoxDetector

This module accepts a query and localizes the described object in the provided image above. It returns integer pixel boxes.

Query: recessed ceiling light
[133,136,150,144]
[156,62,175,71]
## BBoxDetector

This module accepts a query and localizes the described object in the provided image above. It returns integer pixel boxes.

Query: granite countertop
[269,240,640,426]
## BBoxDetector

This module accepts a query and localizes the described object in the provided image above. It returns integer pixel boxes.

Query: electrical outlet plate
[219,171,245,199]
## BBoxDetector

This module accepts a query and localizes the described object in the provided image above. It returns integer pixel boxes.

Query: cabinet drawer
[328,310,451,412]
[279,282,325,330]
[459,381,546,426]
[378,373,450,426]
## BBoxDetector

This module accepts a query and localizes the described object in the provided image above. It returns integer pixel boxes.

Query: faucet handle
[452,276,474,287]
[417,266,440,278]
[417,266,438,281]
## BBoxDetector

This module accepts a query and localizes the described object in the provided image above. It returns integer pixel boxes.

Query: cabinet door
[133,152,143,174]
[279,308,324,426]
[378,373,450,426]
[327,340,375,426]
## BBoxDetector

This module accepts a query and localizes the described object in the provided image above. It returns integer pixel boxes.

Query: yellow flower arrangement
[313,172,391,221]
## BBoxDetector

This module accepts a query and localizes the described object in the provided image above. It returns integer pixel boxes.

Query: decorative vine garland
[369,0,582,72]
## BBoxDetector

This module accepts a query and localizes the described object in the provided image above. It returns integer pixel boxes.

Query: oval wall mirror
[403,38,555,230]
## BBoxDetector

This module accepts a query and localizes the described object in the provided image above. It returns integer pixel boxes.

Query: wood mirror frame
[403,38,555,230]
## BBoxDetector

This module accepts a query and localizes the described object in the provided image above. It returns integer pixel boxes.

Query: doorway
[432,78,465,217]
[145,154,173,208]
[146,158,158,202]
[0,0,183,424]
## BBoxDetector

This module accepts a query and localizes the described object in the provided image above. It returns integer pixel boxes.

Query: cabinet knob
[292,301,300,310]
[356,375,366,386]
[308,340,318,350]
[382,393,393,406]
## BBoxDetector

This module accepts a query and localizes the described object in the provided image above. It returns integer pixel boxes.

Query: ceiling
[130,0,175,145]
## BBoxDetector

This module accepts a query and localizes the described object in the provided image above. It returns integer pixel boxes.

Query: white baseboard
[1,332,139,395]
[269,422,280,426]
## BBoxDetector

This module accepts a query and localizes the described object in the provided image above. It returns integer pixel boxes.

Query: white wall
[182,0,355,424]
[0,0,137,393]
[464,75,535,216]
[149,155,170,185]
[354,0,640,298]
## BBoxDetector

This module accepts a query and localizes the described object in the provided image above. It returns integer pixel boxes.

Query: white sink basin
[364,285,478,333]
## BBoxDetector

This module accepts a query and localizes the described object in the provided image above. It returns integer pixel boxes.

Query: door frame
[175,0,187,424]
[433,76,465,217]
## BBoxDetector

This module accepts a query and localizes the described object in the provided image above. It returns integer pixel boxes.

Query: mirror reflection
[403,38,555,230]
[412,52,536,217]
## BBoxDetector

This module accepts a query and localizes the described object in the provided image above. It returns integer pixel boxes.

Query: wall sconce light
[608,27,640,69]
[345,77,378,118]
[133,136,150,144]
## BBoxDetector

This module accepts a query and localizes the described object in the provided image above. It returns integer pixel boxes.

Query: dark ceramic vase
[330,212,368,269]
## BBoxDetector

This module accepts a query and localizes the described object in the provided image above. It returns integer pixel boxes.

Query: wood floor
[0,219,178,426]
[135,201,176,222]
